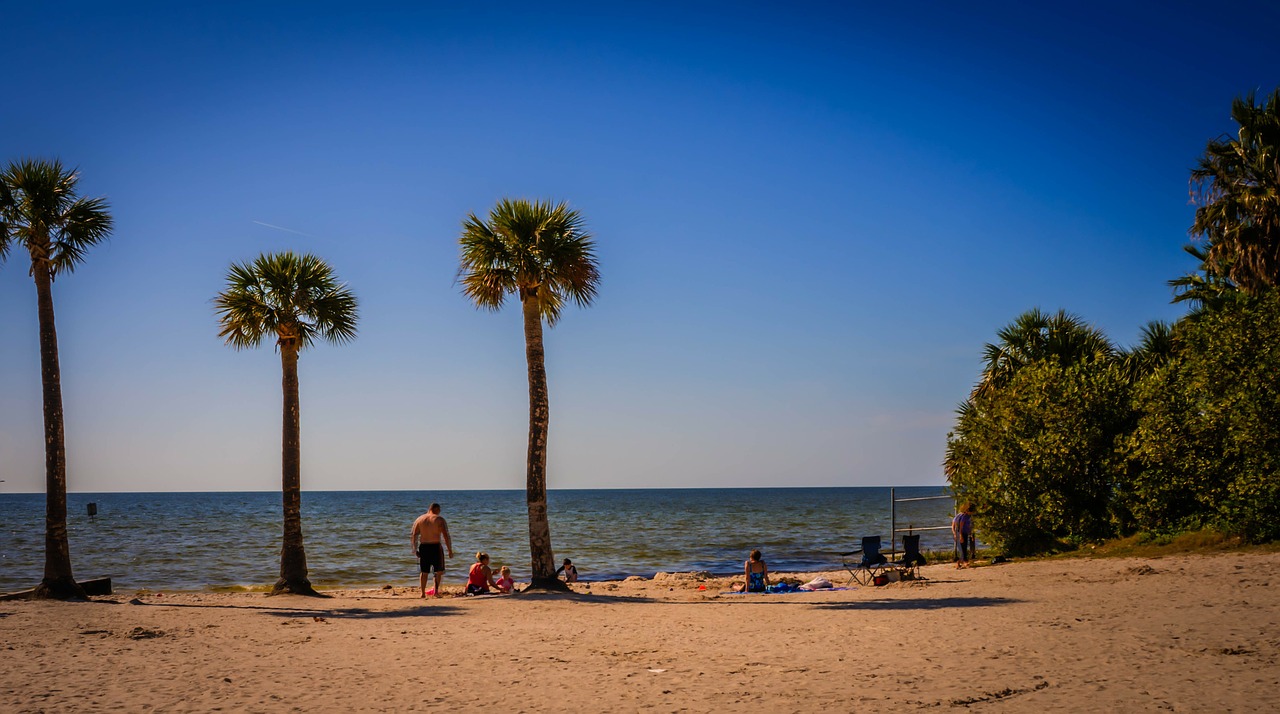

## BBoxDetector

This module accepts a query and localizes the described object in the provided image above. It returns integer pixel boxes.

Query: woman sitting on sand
[744,549,769,592]
[466,552,499,595]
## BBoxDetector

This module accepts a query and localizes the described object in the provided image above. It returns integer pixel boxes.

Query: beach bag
[872,574,889,586]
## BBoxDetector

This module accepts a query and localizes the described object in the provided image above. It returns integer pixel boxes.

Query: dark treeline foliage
[1121,293,1280,543]
[948,90,1280,555]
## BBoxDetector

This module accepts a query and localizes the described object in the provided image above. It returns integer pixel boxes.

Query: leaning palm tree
[0,159,112,600]
[457,199,600,590]
[1191,88,1280,293]
[214,252,357,596]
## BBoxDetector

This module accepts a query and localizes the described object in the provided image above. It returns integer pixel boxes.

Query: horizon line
[0,483,950,496]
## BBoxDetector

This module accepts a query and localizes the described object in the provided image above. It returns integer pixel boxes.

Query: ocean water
[0,487,954,592]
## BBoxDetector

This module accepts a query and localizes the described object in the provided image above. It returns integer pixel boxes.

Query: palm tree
[214,252,357,596]
[1119,320,1175,382]
[457,199,600,590]
[1191,88,1280,293]
[0,159,112,600]
[1169,243,1241,312]
[973,308,1114,399]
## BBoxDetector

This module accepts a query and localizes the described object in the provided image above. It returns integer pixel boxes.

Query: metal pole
[890,487,897,560]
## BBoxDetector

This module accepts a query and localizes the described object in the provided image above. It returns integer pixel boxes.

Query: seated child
[466,552,498,595]
[494,566,515,594]
[555,558,579,583]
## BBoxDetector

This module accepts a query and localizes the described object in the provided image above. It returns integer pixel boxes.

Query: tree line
[946,89,1280,555]
[1,163,596,598]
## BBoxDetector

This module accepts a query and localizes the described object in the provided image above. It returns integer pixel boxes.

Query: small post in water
[87,502,97,517]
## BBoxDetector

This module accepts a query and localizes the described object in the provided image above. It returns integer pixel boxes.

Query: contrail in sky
[252,220,316,238]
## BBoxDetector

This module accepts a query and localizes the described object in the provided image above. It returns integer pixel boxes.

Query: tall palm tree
[0,159,112,600]
[1191,88,1280,293]
[974,308,1114,399]
[214,252,357,596]
[457,198,600,590]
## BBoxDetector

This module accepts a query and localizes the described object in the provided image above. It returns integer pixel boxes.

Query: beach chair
[891,534,926,580]
[841,536,889,586]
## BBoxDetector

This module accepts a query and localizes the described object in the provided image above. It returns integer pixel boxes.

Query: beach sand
[2,551,1276,712]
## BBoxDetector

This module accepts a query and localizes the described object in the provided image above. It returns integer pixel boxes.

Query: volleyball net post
[889,487,956,560]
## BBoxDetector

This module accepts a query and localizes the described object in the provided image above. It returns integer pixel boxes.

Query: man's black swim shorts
[418,543,445,573]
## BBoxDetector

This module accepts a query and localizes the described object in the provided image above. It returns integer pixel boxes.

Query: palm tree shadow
[809,596,1021,611]
[260,605,457,620]
[116,600,460,619]
[514,591,656,604]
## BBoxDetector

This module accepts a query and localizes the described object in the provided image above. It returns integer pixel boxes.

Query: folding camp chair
[890,534,927,580]
[841,535,889,586]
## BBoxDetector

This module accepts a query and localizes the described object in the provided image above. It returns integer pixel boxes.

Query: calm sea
[0,487,954,592]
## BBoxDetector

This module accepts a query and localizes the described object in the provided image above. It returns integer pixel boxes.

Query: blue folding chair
[890,534,927,580]
[841,535,889,586]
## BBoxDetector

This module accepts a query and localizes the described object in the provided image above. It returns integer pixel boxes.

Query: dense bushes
[948,360,1130,554]
[948,294,1280,553]
[1124,293,1280,542]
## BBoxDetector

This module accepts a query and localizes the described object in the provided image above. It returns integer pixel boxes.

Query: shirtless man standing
[411,503,453,598]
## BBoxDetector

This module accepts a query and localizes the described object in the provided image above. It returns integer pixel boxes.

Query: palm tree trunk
[522,296,566,590]
[273,345,321,596]
[31,264,85,600]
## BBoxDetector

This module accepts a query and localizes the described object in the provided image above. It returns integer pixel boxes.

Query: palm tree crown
[0,158,113,274]
[214,252,358,351]
[1191,88,1280,293]
[457,198,600,321]
[1119,320,1175,382]
[974,308,1114,399]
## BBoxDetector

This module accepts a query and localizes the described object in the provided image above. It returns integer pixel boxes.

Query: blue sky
[2,2,1278,492]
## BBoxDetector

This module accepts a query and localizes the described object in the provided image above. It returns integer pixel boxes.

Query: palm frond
[0,179,14,263]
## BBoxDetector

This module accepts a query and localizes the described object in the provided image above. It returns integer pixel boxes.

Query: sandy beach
[2,551,1276,712]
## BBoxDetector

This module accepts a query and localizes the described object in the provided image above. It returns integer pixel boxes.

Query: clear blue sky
[2,2,1277,492]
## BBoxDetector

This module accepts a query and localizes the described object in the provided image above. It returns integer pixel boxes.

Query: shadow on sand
[512,591,656,605]
[112,599,461,619]
[808,595,1022,611]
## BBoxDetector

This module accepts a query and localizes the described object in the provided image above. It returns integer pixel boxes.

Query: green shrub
[1125,292,1280,542]
[947,360,1131,555]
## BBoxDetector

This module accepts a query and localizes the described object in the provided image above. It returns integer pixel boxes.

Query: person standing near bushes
[953,502,977,569]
